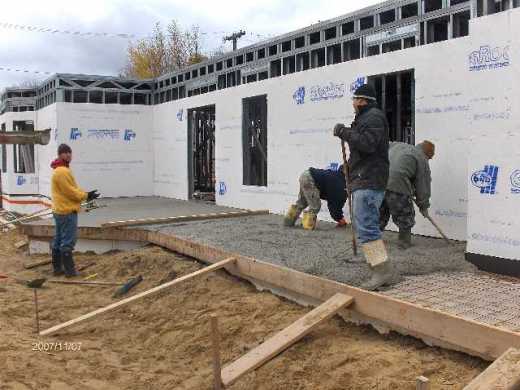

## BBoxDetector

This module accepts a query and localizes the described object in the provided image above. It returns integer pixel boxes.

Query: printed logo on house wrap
[471,165,499,194]
[69,128,82,141]
[350,77,366,93]
[16,176,26,186]
[468,45,510,71]
[293,87,305,105]
[326,162,341,171]
[310,82,346,102]
[123,129,136,142]
[87,129,120,140]
[510,170,520,194]
[218,181,227,196]
[177,109,184,121]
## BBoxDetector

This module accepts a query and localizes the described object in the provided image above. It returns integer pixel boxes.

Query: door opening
[242,95,268,187]
[368,69,415,144]
[188,105,215,201]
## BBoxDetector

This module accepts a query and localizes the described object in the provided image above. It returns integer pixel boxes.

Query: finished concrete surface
[28,197,243,227]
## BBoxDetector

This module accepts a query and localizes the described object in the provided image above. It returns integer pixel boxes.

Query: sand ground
[0,229,487,389]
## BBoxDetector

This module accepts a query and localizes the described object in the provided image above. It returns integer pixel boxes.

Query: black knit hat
[57,143,72,155]
[353,84,377,101]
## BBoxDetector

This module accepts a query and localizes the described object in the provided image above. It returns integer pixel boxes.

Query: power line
[0,66,52,75]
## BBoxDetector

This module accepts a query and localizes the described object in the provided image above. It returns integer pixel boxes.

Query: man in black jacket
[334,84,394,290]
[284,166,347,230]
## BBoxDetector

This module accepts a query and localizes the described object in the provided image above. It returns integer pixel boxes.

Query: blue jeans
[53,213,78,253]
[352,189,385,244]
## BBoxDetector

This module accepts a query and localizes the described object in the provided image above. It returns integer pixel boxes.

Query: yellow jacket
[51,166,87,214]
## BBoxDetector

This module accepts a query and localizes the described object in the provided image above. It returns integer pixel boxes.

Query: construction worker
[333,84,393,291]
[50,143,100,277]
[380,141,435,248]
[284,166,347,229]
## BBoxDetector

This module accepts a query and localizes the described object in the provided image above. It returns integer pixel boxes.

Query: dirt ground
[0,229,487,390]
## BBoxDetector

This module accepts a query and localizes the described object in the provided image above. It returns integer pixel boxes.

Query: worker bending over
[284,165,347,230]
[334,84,393,290]
[380,141,435,248]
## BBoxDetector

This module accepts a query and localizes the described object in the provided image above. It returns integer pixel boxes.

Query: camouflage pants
[379,190,415,231]
[294,170,321,214]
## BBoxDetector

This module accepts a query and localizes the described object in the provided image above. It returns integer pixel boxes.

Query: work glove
[333,123,345,138]
[336,218,348,228]
[420,208,429,218]
[87,190,100,202]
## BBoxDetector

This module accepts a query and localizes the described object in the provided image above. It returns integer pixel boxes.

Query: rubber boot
[283,205,302,227]
[398,228,413,249]
[302,211,317,230]
[360,239,393,291]
[62,250,78,278]
[51,249,64,276]
[361,261,394,291]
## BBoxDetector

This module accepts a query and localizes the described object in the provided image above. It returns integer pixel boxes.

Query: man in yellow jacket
[51,143,100,276]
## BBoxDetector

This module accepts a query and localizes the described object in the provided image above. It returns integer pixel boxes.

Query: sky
[0,0,381,90]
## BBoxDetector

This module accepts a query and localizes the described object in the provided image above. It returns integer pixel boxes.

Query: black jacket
[338,103,389,192]
[309,167,346,222]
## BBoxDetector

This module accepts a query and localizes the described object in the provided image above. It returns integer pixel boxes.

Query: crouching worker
[51,143,100,277]
[284,166,347,230]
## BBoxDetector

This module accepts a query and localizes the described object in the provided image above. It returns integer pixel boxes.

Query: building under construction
[1,0,519,273]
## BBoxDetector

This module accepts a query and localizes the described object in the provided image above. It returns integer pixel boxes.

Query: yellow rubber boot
[283,205,301,227]
[302,211,317,230]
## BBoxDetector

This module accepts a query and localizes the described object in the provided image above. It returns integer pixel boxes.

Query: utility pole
[223,30,246,51]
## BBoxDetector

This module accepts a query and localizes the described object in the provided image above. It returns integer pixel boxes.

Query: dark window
[178,74,184,82]
[270,59,282,77]
[282,40,292,52]
[226,58,233,68]
[242,95,268,187]
[450,0,468,4]
[368,45,381,56]
[296,52,310,71]
[185,72,191,80]
[295,36,305,48]
[134,94,147,105]
[427,15,449,42]
[453,10,470,37]
[246,52,254,62]
[105,92,118,104]
[208,64,215,73]
[258,71,268,81]
[179,86,186,99]
[89,90,103,104]
[12,121,35,174]
[172,77,177,84]
[327,44,342,64]
[342,21,355,35]
[309,31,321,44]
[403,37,416,48]
[159,81,164,88]
[192,69,198,78]
[246,74,257,83]
[257,48,266,59]
[64,90,72,102]
[402,3,419,18]
[216,62,223,71]
[283,56,296,74]
[311,48,326,68]
[425,0,443,12]
[382,40,402,53]
[209,84,217,92]
[218,74,226,89]
[360,15,374,30]
[269,45,278,56]
[236,55,244,65]
[200,67,206,76]
[325,26,337,40]
[120,92,132,104]
[380,9,396,24]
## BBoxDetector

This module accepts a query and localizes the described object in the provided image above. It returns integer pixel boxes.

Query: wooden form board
[464,348,520,389]
[39,257,236,336]
[221,293,354,387]
[100,210,269,228]
[146,230,520,361]
[25,223,520,361]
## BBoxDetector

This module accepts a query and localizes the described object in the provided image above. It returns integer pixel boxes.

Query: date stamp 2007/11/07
[32,342,82,352]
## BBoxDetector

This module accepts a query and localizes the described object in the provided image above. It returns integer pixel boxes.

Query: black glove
[333,123,345,138]
[87,190,100,202]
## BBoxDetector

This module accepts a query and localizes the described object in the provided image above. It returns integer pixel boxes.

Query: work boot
[398,229,413,249]
[283,205,302,227]
[361,261,394,291]
[360,239,394,291]
[62,250,78,277]
[302,211,317,230]
[51,249,64,276]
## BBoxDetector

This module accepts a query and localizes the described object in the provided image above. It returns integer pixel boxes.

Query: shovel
[0,273,47,288]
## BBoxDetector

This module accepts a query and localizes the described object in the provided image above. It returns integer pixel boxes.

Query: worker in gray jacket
[379,141,435,248]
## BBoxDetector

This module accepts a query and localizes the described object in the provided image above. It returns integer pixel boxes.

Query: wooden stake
[211,314,223,390]
[416,376,430,390]
[34,289,40,334]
